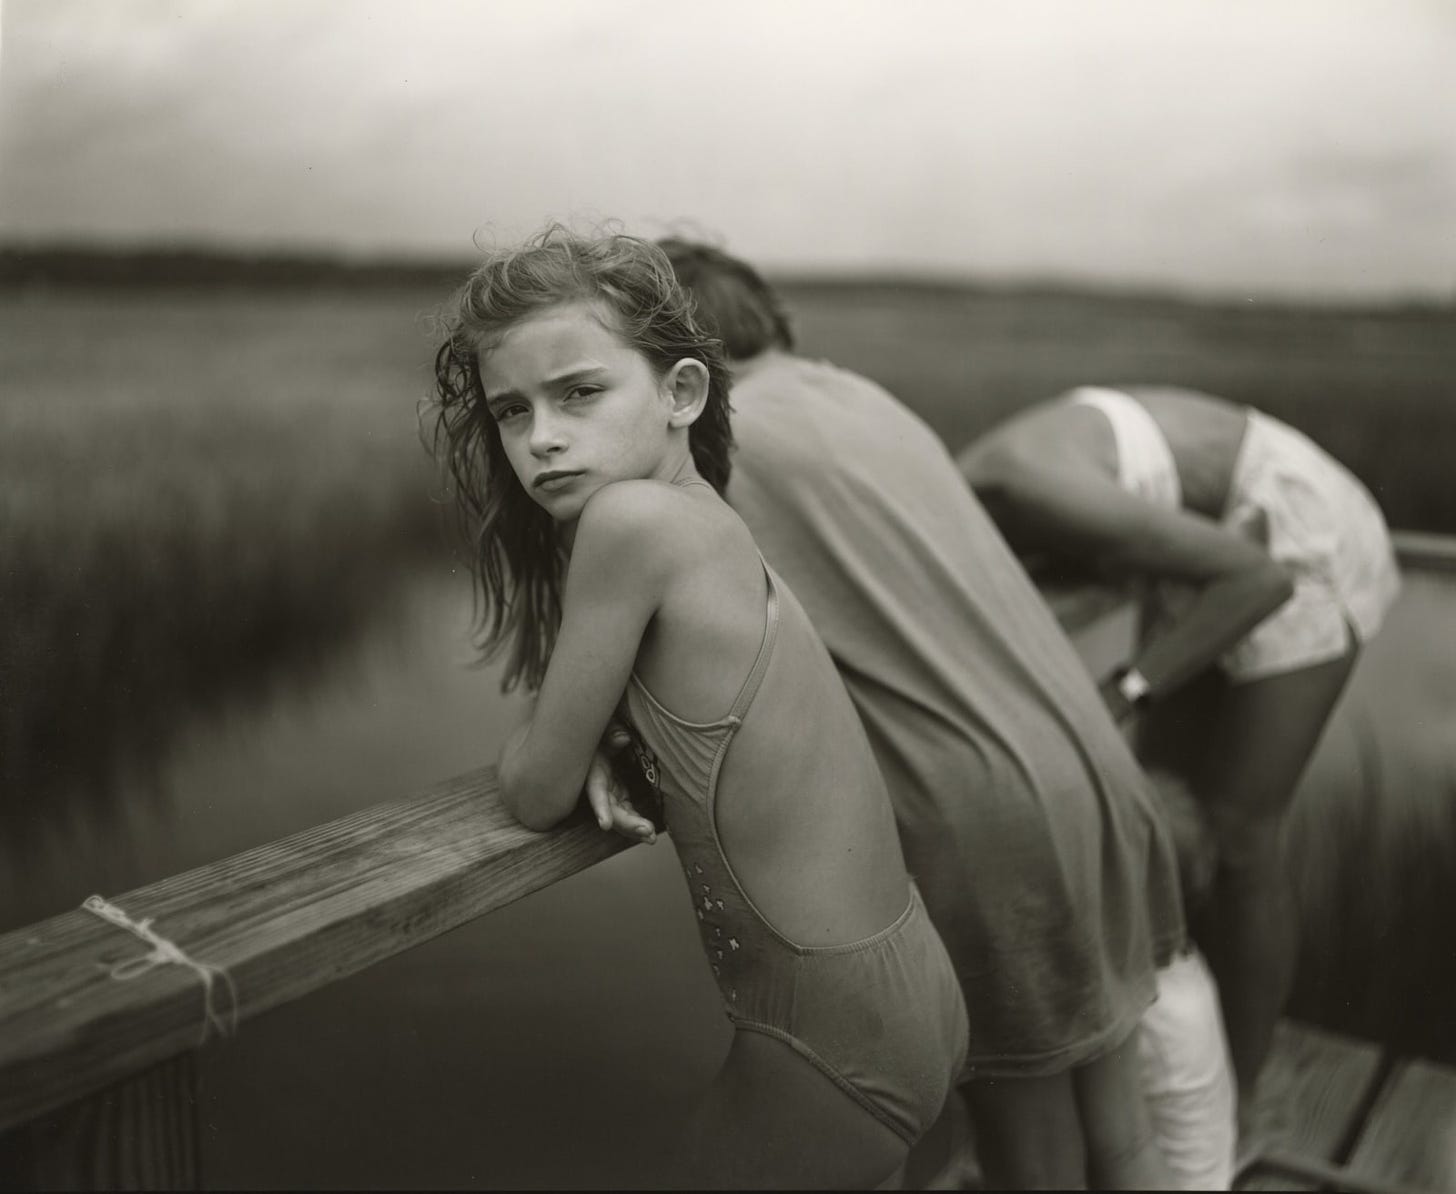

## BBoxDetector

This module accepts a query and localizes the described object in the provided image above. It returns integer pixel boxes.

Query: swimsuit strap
[625,558,780,733]
[657,473,778,724]
[726,557,780,724]
[670,472,777,713]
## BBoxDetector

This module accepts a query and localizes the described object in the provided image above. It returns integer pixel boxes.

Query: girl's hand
[585,723,657,844]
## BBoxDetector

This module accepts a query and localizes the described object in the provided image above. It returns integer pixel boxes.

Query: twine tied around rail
[81,894,239,1046]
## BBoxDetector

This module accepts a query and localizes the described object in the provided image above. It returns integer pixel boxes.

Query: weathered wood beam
[1236,1020,1385,1191]
[0,766,631,1134]
[1392,530,1456,574]
[1346,1056,1456,1193]
[1245,1148,1433,1194]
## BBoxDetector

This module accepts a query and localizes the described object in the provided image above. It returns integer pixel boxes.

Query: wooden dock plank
[1238,1021,1384,1191]
[1346,1057,1456,1192]
[0,765,633,1134]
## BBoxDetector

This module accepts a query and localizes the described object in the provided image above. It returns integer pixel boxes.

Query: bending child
[959,384,1400,1122]
[427,227,968,1190]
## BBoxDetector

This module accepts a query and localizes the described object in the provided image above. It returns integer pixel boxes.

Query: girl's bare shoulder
[575,479,742,576]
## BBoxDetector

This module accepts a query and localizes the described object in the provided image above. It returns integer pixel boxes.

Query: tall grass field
[1,287,445,800]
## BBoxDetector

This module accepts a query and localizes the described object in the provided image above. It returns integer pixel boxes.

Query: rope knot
[82,894,239,1046]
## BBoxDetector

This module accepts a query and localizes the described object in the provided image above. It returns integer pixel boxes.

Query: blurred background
[2,0,1454,1186]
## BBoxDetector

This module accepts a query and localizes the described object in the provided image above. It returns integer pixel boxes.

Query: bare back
[631,483,908,947]
[960,387,1248,523]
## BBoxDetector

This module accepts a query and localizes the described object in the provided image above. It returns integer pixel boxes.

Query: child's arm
[992,462,1295,706]
[497,483,678,832]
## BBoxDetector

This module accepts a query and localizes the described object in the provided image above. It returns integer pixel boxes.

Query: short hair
[656,238,794,361]
[428,225,733,691]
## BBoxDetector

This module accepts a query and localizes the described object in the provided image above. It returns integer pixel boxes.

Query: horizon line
[1,239,1450,315]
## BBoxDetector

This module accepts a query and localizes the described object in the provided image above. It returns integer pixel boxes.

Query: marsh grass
[782,281,1456,533]
[1297,764,1456,1062]
[0,288,450,812]
[1284,576,1456,1062]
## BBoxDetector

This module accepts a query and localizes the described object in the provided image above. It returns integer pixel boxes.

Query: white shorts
[1138,949,1237,1190]
[1153,410,1401,683]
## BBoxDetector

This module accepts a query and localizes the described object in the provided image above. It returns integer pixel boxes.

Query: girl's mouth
[534,470,583,492]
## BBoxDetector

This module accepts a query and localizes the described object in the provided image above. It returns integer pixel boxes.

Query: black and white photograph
[2,1,1453,1189]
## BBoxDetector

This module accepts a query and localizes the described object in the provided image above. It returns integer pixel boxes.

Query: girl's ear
[663,359,710,428]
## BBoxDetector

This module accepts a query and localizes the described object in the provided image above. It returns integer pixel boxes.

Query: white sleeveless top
[1066,387,1182,510]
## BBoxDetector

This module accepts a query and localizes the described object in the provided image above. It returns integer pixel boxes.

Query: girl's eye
[564,385,601,402]
[493,403,528,422]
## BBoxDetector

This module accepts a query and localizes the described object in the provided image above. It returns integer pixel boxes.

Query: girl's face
[479,300,700,523]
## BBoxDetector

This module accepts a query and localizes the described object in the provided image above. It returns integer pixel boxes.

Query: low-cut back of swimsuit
[623,478,968,1142]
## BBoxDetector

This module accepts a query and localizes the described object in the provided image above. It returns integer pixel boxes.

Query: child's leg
[962,1071,1087,1189]
[664,1029,910,1190]
[1072,1030,1176,1189]
[964,1036,1178,1190]
[1191,644,1359,1100]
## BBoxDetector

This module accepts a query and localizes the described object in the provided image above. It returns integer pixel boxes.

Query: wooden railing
[0,773,632,1186]
[1,531,1451,1188]
[1390,529,1456,574]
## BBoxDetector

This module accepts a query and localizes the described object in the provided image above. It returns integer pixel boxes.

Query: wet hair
[429,225,734,692]
[656,238,795,360]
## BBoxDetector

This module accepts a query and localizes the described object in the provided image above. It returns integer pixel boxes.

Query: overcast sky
[2,0,1453,300]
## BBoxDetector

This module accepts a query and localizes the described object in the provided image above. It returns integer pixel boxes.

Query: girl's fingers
[584,756,618,829]
[584,766,655,840]
[610,799,656,843]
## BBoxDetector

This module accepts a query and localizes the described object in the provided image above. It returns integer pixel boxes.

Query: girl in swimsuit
[958,385,1399,1121]
[428,226,968,1189]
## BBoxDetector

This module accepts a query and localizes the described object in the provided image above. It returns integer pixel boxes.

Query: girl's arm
[991,462,1295,709]
[498,483,678,831]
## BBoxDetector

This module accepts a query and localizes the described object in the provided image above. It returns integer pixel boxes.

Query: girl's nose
[528,411,567,457]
